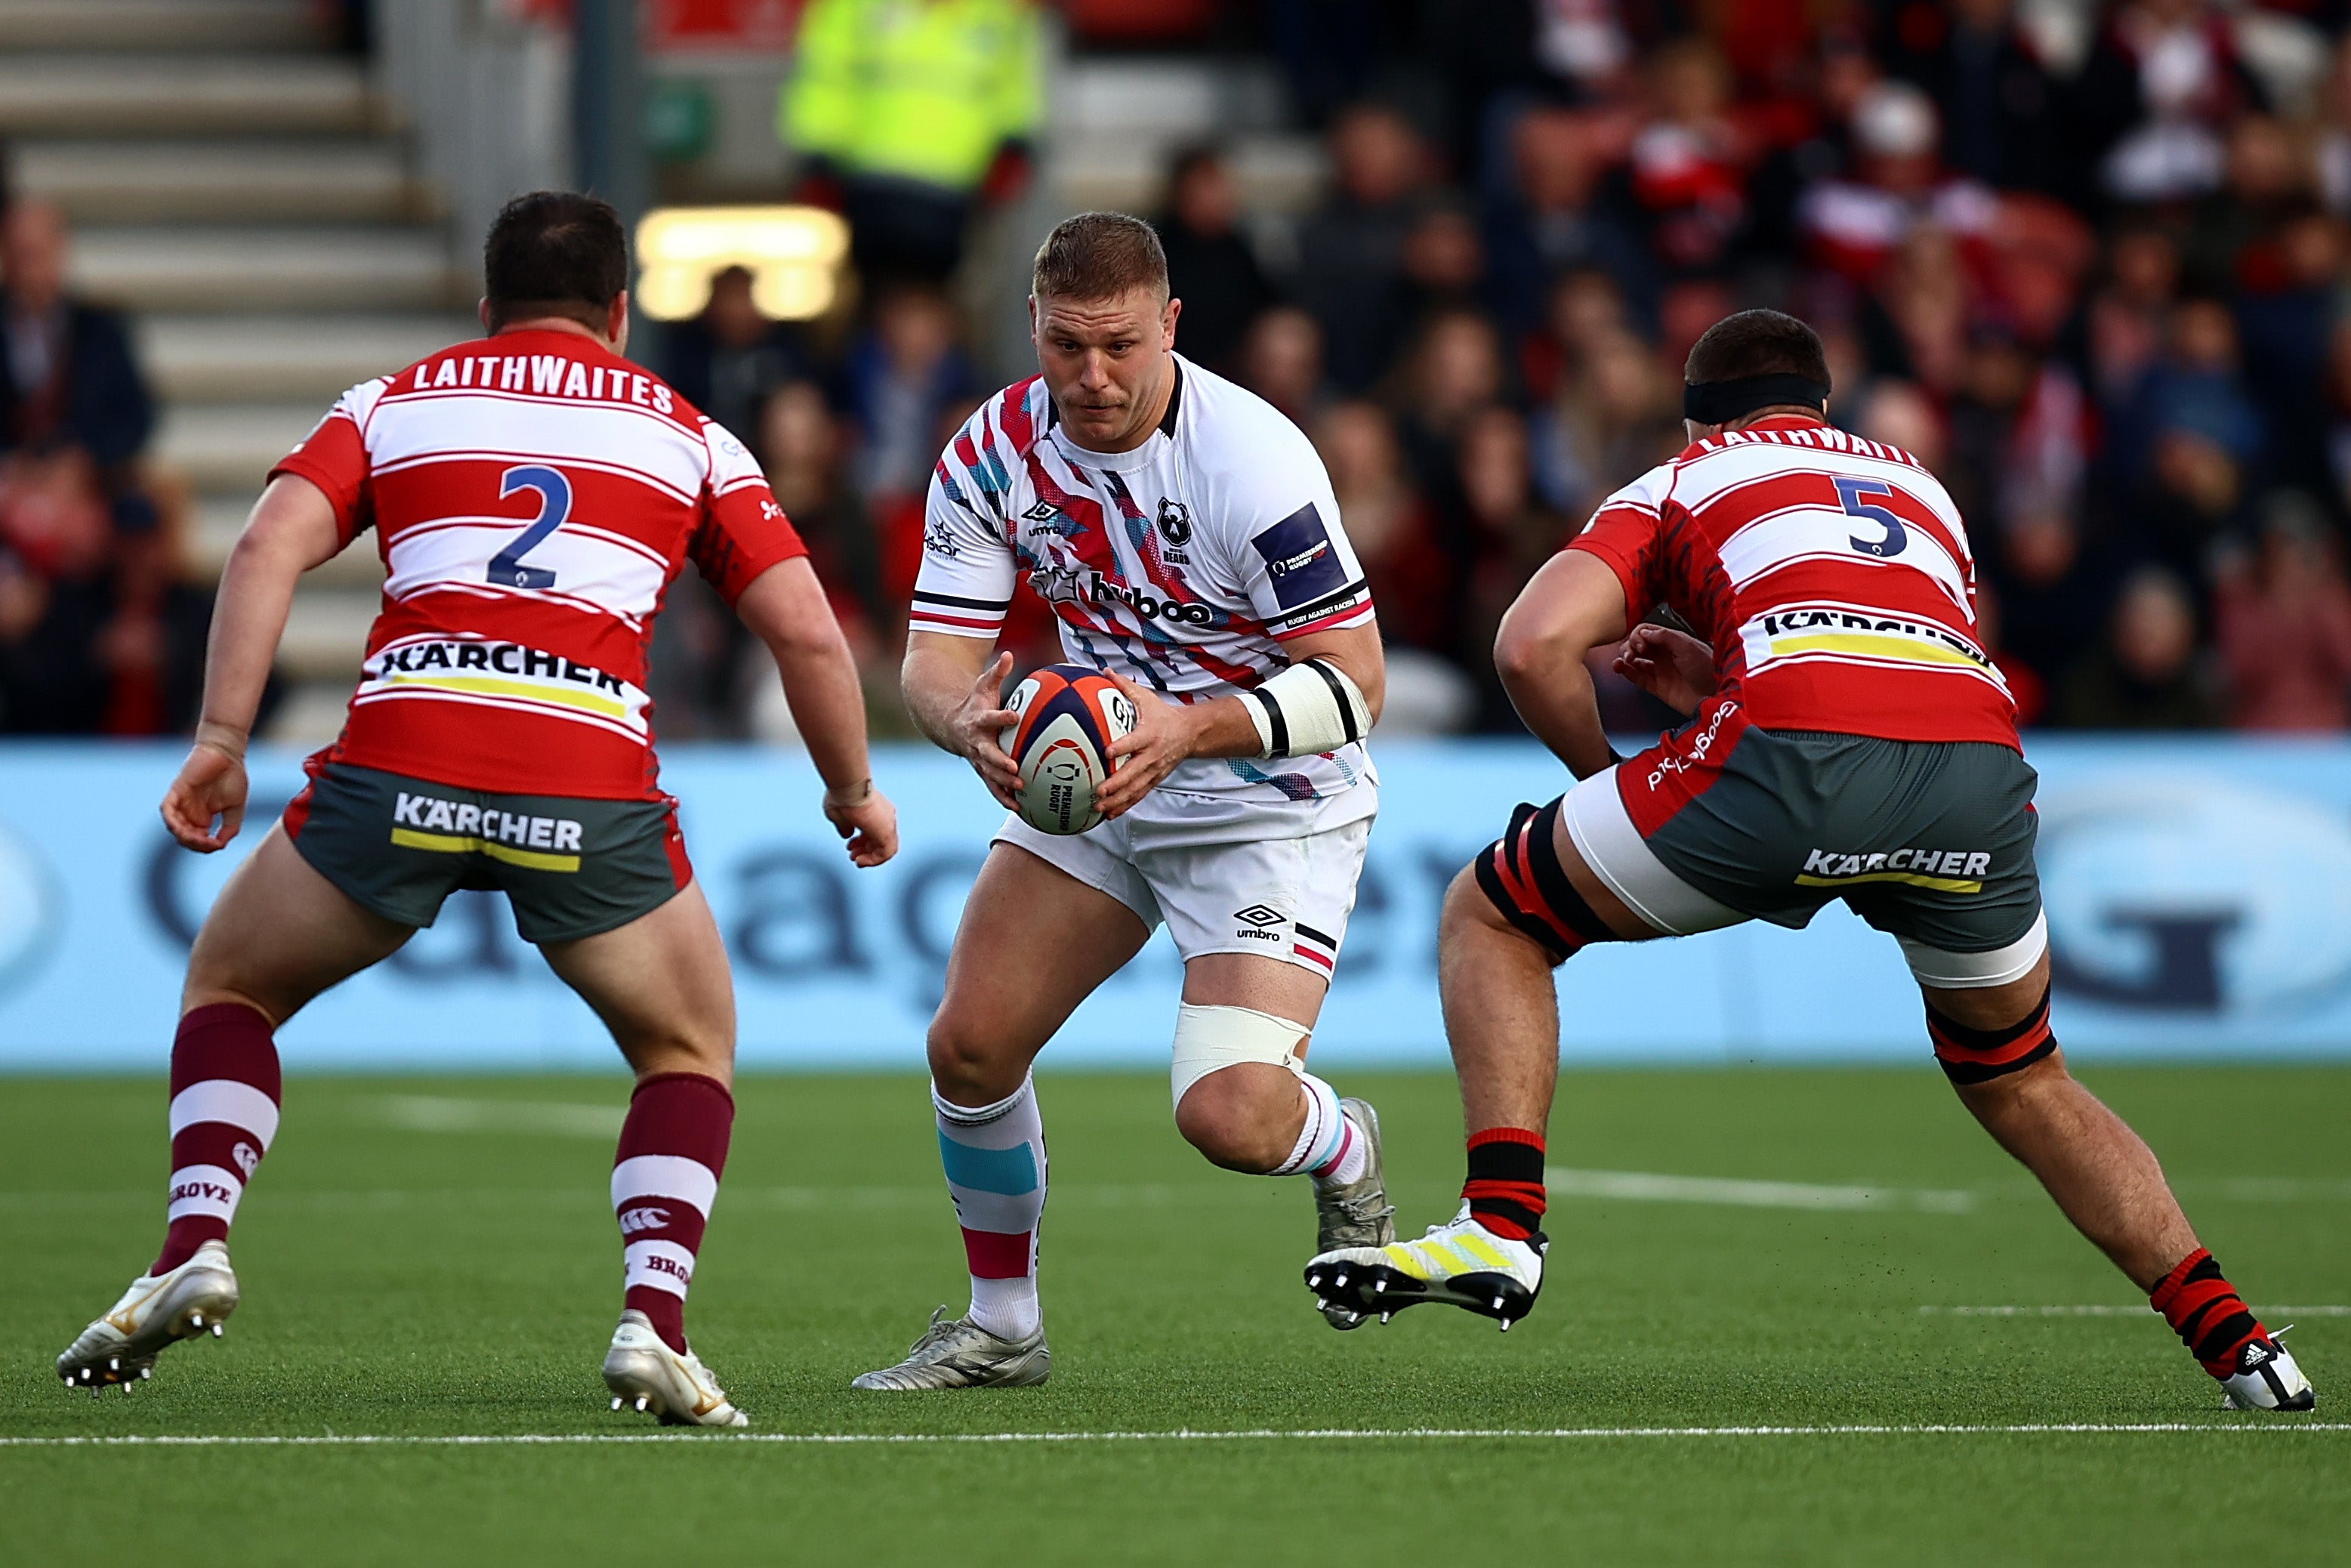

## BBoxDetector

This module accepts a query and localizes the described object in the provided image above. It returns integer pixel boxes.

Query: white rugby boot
[851,1307,1051,1391]
[57,1239,239,1394]
[2220,1330,2317,1412]
[1305,1205,1547,1329]
[602,1310,749,1428]
[1311,1097,1396,1330]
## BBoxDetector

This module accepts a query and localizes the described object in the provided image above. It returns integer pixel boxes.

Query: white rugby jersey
[915,356,1378,813]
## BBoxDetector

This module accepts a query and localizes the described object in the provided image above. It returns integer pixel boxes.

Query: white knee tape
[1170,1004,1310,1113]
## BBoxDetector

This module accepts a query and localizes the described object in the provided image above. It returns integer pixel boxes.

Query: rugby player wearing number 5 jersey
[54,193,899,1426]
[853,213,1393,1390]
[1308,310,2316,1412]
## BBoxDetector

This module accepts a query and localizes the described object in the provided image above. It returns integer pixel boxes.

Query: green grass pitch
[2,1066,2346,1565]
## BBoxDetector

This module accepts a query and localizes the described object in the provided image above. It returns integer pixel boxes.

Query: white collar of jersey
[1047,357,1185,473]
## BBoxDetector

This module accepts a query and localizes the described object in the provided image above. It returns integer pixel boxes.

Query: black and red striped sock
[1463,1128,1546,1240]
[2149,1248,2268,1379]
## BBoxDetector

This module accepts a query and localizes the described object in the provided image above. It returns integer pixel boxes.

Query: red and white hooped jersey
[1570,414,2019,751]
[271,329,807,799]
[915,356,1377,812]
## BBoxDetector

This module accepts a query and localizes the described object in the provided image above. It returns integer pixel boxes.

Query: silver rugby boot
[57,1239,239,1394]
[852,1307,1051,1391]
[1310,1097,1396,1329]
[603,1309,749,1428]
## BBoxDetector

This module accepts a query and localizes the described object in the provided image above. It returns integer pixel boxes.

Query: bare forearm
[902,644,984,754]
[770,634,873,793]
[197,535,306,752]
[1501,650,1614,778]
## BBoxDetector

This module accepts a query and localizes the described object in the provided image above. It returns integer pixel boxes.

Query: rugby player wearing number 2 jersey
[54,194,899,1426]
[854,214,1393,1390]
[1308,310,2316,1412]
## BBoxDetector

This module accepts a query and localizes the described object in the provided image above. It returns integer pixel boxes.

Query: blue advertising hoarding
[2,736,2349,1073]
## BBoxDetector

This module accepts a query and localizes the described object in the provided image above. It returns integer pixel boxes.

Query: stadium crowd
[20,0,2351,744]
[652,0,2351,742]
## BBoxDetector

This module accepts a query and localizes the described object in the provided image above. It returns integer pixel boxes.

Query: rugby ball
[999,664,1138,835]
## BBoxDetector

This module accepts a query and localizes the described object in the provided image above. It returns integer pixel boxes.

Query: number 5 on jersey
[1833,475,1907,559]
[489,465,572,590]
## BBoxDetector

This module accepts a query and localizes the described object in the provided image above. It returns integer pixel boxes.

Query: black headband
[1683,373,1831,425]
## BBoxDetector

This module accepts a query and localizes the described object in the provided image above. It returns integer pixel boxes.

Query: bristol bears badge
[1155,496,1192,545]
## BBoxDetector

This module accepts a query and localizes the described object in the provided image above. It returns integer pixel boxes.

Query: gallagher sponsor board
[2,737,2350,1070]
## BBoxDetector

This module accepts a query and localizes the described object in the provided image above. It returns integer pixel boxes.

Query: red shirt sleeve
[1566,495,1664,619]
[690,421,808,605]
[268,399,372,545]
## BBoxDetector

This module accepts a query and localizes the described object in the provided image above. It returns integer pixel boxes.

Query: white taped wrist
[1170,1003,1310,1113]
[1243,658,1371,758]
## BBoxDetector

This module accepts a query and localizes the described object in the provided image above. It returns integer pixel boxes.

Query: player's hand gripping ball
[999,664,1138,835]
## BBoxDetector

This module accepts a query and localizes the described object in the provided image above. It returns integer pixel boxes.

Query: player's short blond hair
[1031,211,1169,304]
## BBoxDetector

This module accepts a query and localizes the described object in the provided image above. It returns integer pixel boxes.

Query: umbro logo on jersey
[1233,905,1285,928]
[1022,500,1060,523]
[1155,496,1192,545]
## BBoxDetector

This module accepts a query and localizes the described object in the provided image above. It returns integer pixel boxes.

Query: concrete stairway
[0,0,475,742]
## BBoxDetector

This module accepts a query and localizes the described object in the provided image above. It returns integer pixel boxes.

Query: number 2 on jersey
[1832,475,1907,559]
[489,465,572,589]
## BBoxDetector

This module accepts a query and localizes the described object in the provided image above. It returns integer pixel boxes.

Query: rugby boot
[57,1239,239,1394]
[2220,1329,2316,1412]
[851,1307,1051,1391]
[1305,1204,1546,1330]
[602,1310,748,1428]
[1310,1097,1396,1330]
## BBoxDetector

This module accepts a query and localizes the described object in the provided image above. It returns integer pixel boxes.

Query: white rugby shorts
[993,795,1372,979]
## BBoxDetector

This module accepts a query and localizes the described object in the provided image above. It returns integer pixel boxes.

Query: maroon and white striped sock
[611,1073,733,1353]
[154,1003,282,1276]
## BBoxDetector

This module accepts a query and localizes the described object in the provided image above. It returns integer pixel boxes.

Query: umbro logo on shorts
[1233,903,1288,942]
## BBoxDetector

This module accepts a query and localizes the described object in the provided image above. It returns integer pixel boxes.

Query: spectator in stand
[2140,424,2253,588]
[1800,80,1998,289]
[1384,306,1508,521]
[1854,377,1950,474]
[0,201,152,527]
[1879,0,2060,197]
[1236,304,1328,427]
[1528,326,1678,519]
[1989,508,2124,705]
[2053,565,2221,728]
[0,199,206,736]
[1621,39,1758,281]
[1312,400,1473,733]
[761,379,881,647]
[1154,146,1276,377]
[1485,107,1650,335]
[779,0,1040,284]
[1454,405,1576,730]
[1859,224,1972,394]
[1395,198,1492,329]
[2214,497,2351,730]
[1295,102,1430,391]
[659,264,807,449]
[1518,264,1634,406]
[841,285,976,511]
[2072,0,2266,206]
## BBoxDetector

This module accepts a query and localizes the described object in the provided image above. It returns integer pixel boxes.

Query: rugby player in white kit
[854,213,1394,1388]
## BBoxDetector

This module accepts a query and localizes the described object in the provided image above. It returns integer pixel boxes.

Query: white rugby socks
[935,1076,1046,1341]
[1272,1073,1368,1186]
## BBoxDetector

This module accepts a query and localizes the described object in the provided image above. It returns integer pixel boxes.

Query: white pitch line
[1922,1305,2351,1317]
[2,1424,2346,1449]
[1546,1167,1976,1214]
